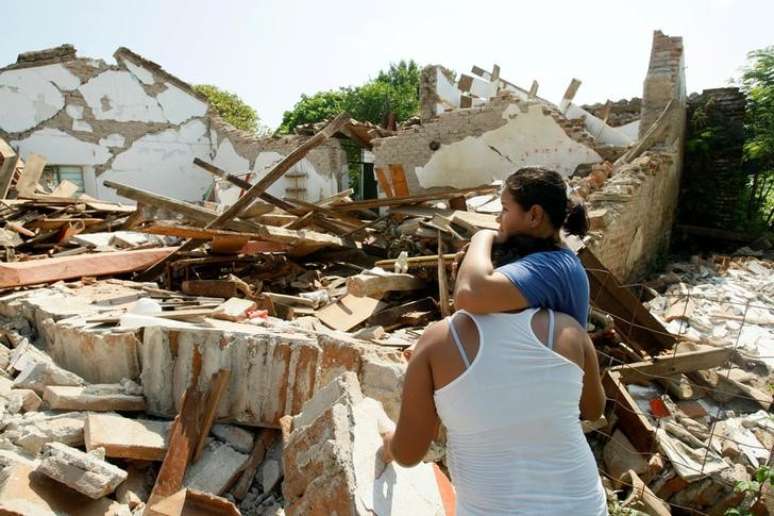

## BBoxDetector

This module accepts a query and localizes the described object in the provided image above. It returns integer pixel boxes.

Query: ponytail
[563,201,589,236]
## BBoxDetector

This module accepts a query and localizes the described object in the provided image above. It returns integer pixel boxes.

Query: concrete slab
[44,385,146,412]
[38,442,128,499]
[85,412,170,461]
[183,441,248,495]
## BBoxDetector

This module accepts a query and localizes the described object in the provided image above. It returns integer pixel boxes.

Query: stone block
[282,372,444,516]
[6,388,43,413]
[13,360,86,395]
[38,442,128,499]
[85,412,170,461]
[0,463,129,515]
[183,440,248,495]
[211,423,254,453]
[44,384,146,411]
[10,411,86,454]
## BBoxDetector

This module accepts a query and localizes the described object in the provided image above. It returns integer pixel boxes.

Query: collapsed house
[0,30,771,516]
[0,45,349,204]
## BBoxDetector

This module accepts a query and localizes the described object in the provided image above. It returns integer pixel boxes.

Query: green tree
[741,46,774,227]
[193,84,264,134]
[277,60,421,134]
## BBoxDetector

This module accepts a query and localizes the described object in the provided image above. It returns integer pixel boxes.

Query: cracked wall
[0,45,348,204]
[373,94,605,194]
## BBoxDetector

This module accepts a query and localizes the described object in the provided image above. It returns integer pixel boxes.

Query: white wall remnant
[123,60,155,85]
[562,102,634,147]
[416,103,602,189]
[157,83,208,125]
[98,133,125,148]
[79,70,166,123]
[0,64,80,132]
[99,120,212,202]
[12,128,111,165]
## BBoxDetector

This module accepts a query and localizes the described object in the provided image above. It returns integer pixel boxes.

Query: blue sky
[4,0,772,129]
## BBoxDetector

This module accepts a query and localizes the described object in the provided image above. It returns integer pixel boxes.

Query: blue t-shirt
[496,248,590,327]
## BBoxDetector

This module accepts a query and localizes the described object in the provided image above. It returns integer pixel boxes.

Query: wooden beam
[579,247,675,354]
[366,297,437,330]
[141,113,351,279]
[0,139,18,199]
[437,232,450,317]
[146,382,205,507]
[603,370,656,454]
[375,167,394,198]
[192,369,231,463]
[375,254,456,270]
[103,180,261,234]
[330,185,499,212]
[232,430,279,500]
[0,247,177,288]
[612,347,733,385]
[388,164,409,197]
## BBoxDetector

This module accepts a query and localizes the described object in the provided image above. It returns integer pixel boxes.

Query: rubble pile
[0,98,771,515]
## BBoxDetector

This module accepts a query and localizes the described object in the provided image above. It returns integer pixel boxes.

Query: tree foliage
[277,60,421,134]
[193,84,263,134]
[741,46,774,227]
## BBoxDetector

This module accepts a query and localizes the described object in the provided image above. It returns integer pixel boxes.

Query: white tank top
[434,308,608,516]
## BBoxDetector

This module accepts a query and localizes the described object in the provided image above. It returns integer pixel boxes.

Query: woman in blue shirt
[453,166,590,324]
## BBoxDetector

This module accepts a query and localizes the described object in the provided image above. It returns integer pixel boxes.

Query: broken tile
[38,442,128,499]
[85,412,170,461]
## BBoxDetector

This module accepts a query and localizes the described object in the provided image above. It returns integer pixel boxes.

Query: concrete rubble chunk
[603,429,649,481]
[44,384,146,411]
[115,461,154,510]
[11,411,86,454]
[283,372,445,515]
[183,440,248,495]
[212,297,257,321]
[211,423,255,453]
[13,360,86,395]
[6,388,42,413]
[85,412,170,461]
[38,441,128,499]
[0,463,130,516]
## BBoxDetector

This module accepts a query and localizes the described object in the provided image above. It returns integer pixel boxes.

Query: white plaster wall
[618,120,641,141]
[97,120,213,203]
[562,102,634,147]
[0,64,81,132]
[79,70,166,122]
[157,83,208,124]
[12,128,111,166]
[123,60,155,85]
[435,68,461,112]
[416,103,602,189]
[216,150,337,207]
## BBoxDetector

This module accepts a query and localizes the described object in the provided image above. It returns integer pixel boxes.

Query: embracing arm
[579,333,605,421]
[453,230,529,314]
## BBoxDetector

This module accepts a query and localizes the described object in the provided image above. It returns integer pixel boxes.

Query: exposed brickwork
[582,98,642,127]
[680,88,746,229]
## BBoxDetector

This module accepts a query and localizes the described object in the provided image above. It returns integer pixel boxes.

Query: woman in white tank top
[381,307,608,515]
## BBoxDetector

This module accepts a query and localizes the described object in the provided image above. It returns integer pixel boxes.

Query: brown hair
[504,167,589,236]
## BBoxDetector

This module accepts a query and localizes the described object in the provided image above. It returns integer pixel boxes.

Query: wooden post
[437,231,450,317]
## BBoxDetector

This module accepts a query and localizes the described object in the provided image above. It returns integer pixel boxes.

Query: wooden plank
[141,224,257,241]
[0,247,177,288]
[147,383,205,507]
[181,280,242,299]
[16,153,46,197]
[141,113,351,279]
[613,347,733,385]
[331,184,499,212]
[450,211,499,231]
[603,370,656,454]
[27,217,102,230]
[388,164,409,197]
[0,139,18,199]
[192,369,231,463]
[374,167,394,198]
[579,247,675,354]
[316,294,386,331]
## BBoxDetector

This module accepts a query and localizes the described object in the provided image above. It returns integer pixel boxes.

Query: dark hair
[504,167,589,237]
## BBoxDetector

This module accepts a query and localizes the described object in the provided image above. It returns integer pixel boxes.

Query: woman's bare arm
[383,322,444,466]
[453,230,529,314]
[579,333,605,420]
